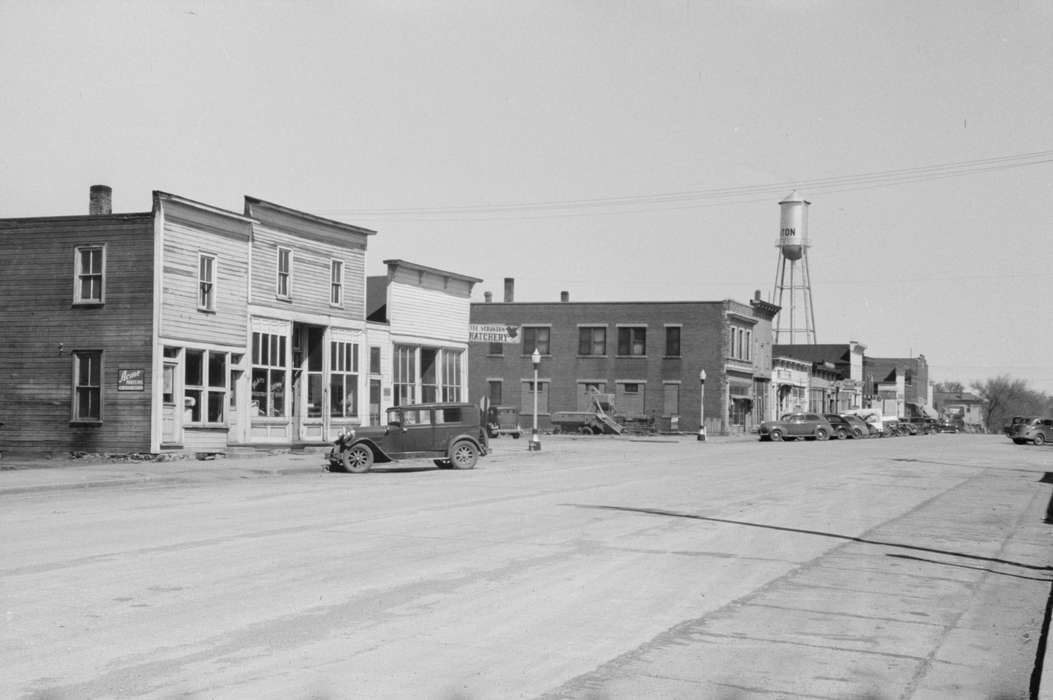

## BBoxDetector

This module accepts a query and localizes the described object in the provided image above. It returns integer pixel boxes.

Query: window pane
[207,391,224,422]
[307,374,323,417]
[208,353,226,387]
[185,350,204,386]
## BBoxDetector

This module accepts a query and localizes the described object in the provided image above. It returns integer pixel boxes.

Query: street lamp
[529,347,542,451]
[697,368,707,441]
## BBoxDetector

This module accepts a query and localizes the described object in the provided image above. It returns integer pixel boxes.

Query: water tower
[771,191,817,344]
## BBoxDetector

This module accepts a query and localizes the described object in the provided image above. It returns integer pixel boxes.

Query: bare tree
[971,375,1046,432]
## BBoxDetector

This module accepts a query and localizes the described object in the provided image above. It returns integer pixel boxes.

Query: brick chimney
[89,185,112,215]
[484,291,493,303]
[560,291,569,302]
[503,277,514,303]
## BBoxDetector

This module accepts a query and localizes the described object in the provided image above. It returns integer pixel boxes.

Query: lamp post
[529,348,542,451]
[697,368,707,441]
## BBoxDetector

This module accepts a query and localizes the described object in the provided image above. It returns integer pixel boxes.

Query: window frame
[198,252,217,312]
[616,325,647,357]
[578,326,607,356]
[330,340,359,418]
[521,379,551,415]
[183,349,229,426]
[664,325,682,357]
[276,247,292,300]
[329,259,344,307]
[73,244,106,305]
[72,350,103,423]
[522,326,551,356]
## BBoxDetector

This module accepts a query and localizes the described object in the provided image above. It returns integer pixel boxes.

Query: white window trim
[73,244,106,305]
[329,258,344,307]
[276,247,292,300]
[198,252,217,312]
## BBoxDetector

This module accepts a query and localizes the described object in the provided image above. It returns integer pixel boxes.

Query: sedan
[759,413,834,442]
[824,414,860,440]
[838,414,871,438]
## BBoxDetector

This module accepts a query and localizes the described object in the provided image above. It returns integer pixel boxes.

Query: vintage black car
[758,413,834,442]
[327,403,489,473]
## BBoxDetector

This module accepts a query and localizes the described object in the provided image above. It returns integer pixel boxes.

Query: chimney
[89,185,112,215]
[503,277,514,303]
[754,289,762,301]
[560,291,569,303]
[484,291,493,303]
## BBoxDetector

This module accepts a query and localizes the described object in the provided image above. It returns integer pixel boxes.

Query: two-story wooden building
[0,186,476,456]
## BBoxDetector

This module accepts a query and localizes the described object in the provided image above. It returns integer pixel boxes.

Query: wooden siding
[249,225,366,320]
[389,265,475,298]
[160,217,250,347]
[0,215,155,453]
[388,283,470,342]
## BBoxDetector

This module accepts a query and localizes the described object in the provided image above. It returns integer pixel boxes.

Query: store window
[441,349,462,402]
[330,341,359,418]
[251,331,287,416]
[184,349,227,424]
[393,345,416,406]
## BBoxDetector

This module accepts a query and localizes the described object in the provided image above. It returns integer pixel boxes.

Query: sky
[2,0,1052,393]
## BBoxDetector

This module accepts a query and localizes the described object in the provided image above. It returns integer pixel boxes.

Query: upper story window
[488,342,504,356]
[578,326,606,356]
[522,326,550,355]
[198,253,216,311]
[74,245,105,304]
[330,259,344,306]
[276,248,292,299]
[617,326,646,356]
[665,326,681,357]
[72,350,102,422]
[729,326,751,361]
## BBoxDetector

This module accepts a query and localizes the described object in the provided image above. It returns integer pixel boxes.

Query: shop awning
[922,406,939,419]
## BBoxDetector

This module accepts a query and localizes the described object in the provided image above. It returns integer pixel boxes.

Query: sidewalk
[0,450,327,496]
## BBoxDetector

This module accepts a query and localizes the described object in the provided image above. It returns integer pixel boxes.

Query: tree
[971,375,1047,433]
[933,381,965,393]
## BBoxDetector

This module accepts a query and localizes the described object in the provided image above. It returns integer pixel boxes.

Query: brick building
[468,283,779,435]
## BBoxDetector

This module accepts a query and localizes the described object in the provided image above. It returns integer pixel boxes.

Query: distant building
[468,282,780,435]
[772,342,867,412]
[933,390,985,431]
[863,355,930,418]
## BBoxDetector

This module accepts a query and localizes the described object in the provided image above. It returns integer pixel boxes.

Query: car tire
[770,429,783,442]
[579,426,595,435]
[1034,434,1046,446]
[815,428,829,441]
[341,445,374,473]
[853,428,864,438]
[450,440,479,469]
[836,428,848,440]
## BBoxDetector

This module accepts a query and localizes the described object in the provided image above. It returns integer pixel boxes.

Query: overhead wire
[318,149,1053,221]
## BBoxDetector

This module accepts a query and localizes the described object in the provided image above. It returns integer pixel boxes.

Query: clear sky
[2,1,1052,393]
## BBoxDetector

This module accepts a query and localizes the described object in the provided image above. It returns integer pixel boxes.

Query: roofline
[384,259,483,284]
[0,212,152,224]
[154,191,257,224]
[246,196,377,236]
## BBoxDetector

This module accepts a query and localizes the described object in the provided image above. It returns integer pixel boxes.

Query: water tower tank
[777,190,809,261]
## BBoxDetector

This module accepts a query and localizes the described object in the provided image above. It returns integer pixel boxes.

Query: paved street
[2,434,1052,699]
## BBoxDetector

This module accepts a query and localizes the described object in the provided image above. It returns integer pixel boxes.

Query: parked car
[486,405,522,439]
[934,419,959,433]
[837,414,871,438]
[1004,416,1035,438]
[823,414,857,439]
[759,413,834,442]
[1007,417,1053,446]
[327,403,489,473]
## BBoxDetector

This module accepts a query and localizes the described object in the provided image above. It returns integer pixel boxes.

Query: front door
[161,360,179,445]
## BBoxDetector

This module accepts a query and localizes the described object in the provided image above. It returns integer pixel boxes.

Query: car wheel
[450,440,479,469]
[341,445,374,473]
[836,428,848,440]
[1034,434,1046,446]
[815,428,829,441]
[579,426,595,435]
[853,428,864,438]
[770,429,783,442]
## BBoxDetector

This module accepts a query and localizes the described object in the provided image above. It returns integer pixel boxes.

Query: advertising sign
[469,324,520,344]
[117,368,145,391]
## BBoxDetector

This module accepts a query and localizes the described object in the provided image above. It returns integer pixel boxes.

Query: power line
[318,149,1053,221]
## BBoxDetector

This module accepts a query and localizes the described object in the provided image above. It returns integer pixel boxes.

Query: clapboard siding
[389,265,474,298]
[0,215,155,453]
[388,282,470,342]
[249,224,366,320]
[160,219,250,347]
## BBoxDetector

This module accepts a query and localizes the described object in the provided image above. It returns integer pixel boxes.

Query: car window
[436,407,463,424]
[387,409,402,426]
[805,414,820,421]
[402,409,431,426]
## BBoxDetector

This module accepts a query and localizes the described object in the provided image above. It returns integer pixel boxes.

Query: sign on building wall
[117,368,145,391]
[469,324,520,344]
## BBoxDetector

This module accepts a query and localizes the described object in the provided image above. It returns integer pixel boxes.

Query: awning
[922,406,939,419]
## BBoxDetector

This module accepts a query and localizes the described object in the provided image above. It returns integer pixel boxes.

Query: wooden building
[0,187,477,456]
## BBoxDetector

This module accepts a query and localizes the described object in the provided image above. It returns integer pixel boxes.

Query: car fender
[346,438,394,463]
[445,433,488,457]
